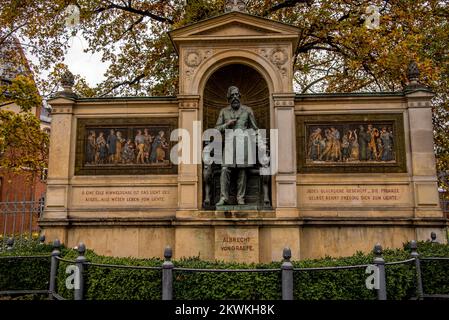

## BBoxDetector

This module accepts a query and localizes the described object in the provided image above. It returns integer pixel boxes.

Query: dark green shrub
[0,240,53,294]
[55,249,163,300]
[173,258,281,300]
[1,239,449,300]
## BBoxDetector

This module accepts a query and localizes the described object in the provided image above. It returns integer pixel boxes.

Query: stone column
[41,96,75,243]
[406,90,443,216]
[404,63,443,223]
[176,95,200,216]
[272,93,297,217]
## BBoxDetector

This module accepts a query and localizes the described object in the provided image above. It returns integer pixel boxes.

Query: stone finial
[55,69,77,99]
[407,60,420,83]
[61,70,75,89]
[404,60,431,93]
[225,0,247,13]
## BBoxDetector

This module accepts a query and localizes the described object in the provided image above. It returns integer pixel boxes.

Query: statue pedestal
[216,204,259,211]
[214,226,259,263]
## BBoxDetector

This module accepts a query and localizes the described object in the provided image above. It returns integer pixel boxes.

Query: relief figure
[150,130,168,163]
[86,131,97,164]
[96,132,108,164]
[107,129,117,164]
[115,131,125,163]
[380,127,394,161]
[305,122,395,164]
[135,129,145,164]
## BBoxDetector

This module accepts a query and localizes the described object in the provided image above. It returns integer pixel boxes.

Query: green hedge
[0,240,55,300]
[1,240,449,300]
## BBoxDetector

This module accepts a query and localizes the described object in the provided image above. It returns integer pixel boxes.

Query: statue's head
[227,86,241,110]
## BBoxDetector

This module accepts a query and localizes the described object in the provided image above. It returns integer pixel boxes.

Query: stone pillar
[272,93,297,217]
[176,95,200,216]
[404,75,443,219]
[41,97,75,242]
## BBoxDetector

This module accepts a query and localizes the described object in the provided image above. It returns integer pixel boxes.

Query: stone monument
[40,5,447,263]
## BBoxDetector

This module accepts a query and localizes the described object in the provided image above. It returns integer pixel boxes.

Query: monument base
[40,214,447,263]
[215,204,269,211]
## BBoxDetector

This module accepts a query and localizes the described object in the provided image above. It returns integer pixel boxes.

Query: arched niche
[201,64,272,209]
[203,64,270,131]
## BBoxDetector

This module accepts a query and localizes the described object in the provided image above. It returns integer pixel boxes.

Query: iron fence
[0,193,45,249]
[1,234,448,300]
[441,198,449,218]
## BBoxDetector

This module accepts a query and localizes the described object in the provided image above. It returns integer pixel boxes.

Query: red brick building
[0,37,49,236]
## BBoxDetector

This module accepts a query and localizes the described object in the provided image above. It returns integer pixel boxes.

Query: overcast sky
[64,34,109,86]
[27,32,109,88]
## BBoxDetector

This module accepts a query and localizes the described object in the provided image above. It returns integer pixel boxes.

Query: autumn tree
[0,37,48,177]
[0,108,49,174]
[1,0,448,187]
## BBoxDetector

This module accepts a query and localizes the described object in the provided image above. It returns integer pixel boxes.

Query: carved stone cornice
[177,94,200,109]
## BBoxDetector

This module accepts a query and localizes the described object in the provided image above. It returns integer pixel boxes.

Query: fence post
[49,239,61,300]
[410,240,423,300]
[430,232,438,244]
[373,243,387,300]
[6,237,14,251]
[75,243,87,300]
[162,246,174,300]
[281,247,293,300]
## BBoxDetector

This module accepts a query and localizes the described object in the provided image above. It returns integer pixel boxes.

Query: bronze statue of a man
[215,86,259,206]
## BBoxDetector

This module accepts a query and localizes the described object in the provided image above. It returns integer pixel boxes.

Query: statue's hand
[226,119,237,127]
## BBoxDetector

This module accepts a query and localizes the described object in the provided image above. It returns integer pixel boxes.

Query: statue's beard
[231,98,240,109]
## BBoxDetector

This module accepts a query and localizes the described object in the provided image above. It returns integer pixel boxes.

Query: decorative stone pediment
[169,11,300,53]
[170,11,301,95]
[195,21,281,37]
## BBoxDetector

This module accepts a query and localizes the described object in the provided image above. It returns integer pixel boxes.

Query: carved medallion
[224,0,247,13]
[270,48,288,67]
[184,50,201,67]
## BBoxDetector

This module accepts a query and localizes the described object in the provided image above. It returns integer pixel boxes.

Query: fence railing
[0,194,44,249]
[1,234,448,300]
[441,198,449,217]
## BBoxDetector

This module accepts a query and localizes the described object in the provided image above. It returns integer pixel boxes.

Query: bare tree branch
[120,16,144,38]
[0,22,28,46]
[301,74,332,93]
[262,0,313,17]
[100,73,145,97]
[94,2,174,25]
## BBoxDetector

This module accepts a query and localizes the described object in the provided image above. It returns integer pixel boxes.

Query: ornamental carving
[184,50,201,68]
[224,0,246,13]
[254,47,289,77]
[270,48,288,67]
[184,49,214,79]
